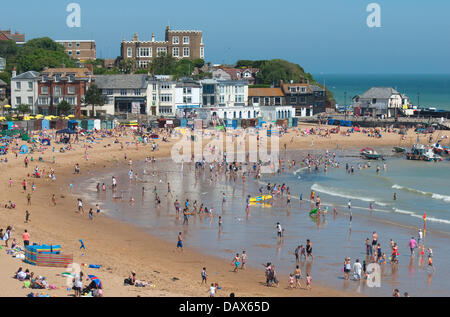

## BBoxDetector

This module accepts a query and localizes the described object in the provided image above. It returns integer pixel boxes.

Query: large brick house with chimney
[280,81,326,116]
[37,67,93,117]
[121,26,205,69]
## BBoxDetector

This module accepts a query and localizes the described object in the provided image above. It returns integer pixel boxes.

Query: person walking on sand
[177,232,183,252]
[276,222,282,239]
[22,230,30,247]
[294,265,302,288]
[51,194,56,206]
[241,251,247,270]
[201,267,208,285]
[25,210,30,223]
[89,208,93,221]
[306,273,312,291]
[232,253,240,272]
[77,199,84,214]
[27,193,31,206]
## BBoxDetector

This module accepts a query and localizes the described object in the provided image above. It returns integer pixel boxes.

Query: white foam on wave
[311,183,387,207]
[410,214,450,225]
[392,184,450,203]
[394,208,416,216]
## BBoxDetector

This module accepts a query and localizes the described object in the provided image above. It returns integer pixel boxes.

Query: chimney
[132,33,139,41]
[152,33,155,42]
[12,66,17,78]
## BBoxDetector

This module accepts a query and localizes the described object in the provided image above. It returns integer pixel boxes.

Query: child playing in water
[306,274,312,290]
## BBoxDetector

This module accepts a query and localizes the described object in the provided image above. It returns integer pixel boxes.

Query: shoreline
[0,125,447,297]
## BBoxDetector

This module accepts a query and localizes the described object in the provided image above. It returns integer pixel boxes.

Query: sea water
[75,149,450,296]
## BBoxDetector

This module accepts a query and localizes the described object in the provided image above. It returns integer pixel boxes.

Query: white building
[11,70,40,114]
[174,80,202,117]
[147,76,177,116]
[259,106,295,122]
[93,74,148,116]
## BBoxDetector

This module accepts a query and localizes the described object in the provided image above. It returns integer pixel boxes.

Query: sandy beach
[0,123,447,297]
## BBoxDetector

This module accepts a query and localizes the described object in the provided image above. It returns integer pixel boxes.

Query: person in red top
[22,179,27,191]
[22,230,30,247]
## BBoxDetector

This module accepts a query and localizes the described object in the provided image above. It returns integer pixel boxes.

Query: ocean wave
[410,214,450,225]
[311,184,386,207]
[394,208,416,216]
[392,185,450,203]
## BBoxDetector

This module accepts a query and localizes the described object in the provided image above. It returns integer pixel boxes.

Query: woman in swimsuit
[294,265,302,288]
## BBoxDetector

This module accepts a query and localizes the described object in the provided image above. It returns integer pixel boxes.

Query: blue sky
[2,0,449,74]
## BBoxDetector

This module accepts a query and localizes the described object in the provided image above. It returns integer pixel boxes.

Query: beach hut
[24,244,73,268]
[180,118,187,128]
[94,119,101,130]
[292,117,298,127]
[41,119,50,131]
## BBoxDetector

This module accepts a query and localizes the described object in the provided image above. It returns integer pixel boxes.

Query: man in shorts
[177,232,183,252]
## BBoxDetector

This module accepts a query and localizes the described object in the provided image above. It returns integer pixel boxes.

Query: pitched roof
[359,87,400,99]
[40,68,92,79]
[12,71,40,80]
[0,79,7,86]
[281,83,311,94]
[95,74,148,89]
[249,87,284,97]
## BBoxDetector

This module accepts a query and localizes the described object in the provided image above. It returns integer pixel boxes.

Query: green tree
[15,37,76,73]
[16,104,31,116]
[57,100,72,116]
[149,53,177,75]
[192,58,205,68]
[84,84,105,117]
[0,71,11,85]
[118,58,136,74]
[0,40,18,59]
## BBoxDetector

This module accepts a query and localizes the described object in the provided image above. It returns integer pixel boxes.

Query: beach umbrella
[88,275,102,289]
[4,105,11,108]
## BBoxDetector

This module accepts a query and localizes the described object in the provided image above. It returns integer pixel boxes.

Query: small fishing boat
[361,147,383,160]
[393,146,406,153]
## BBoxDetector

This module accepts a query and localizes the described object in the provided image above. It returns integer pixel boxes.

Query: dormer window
[42,75,48,83]
[54,74,61,82]
[68,74,75,83]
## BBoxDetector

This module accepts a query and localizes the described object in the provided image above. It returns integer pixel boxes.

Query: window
[134,89,141,95]
[68,43,72,47]
[53,97,62,104]
[65,97,76,105]
[235,95,244,103]
[210,96,215,105]
[127,47,132,58]
[120,89,127,96]
[300,97,306,103]
[275,97,281,105]
[372,98,377,104]
[139,47,151,57]
[157,47,167,56]
[38,97,49,105]
[54,86,62,96]
[290,97,297,103]
[16,97,21,104]
[138,60,149,68]
[160,94,172,102]
[68,86,75,94]
[41,86,49,95]
[264,97,270,105]
[219,95,225,103]
[252,97,259,104]
[172,47,179,57]
[107,89,113,95]
[183,36,190,44]
[76,51,80,56]
[42,75,47,83]
[152,94,156,102]
[76,42,80,47]
[28,81,33,89]
[152,83,157,90]
[159,106,172,114]
[183,96,192,103]
[16,82,21,90]
[200,47,204,58]
[68,74,74,83]
[289,87,296,93]
[173,36,179,44]
[68,51,72,56]
[219,86,225,94]
[183,87,192,94]
[28,97,33,105]
[183,47,190,57]
[161,83,171,90]
[54,74,61,82]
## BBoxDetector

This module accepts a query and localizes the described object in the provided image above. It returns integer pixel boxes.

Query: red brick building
[37,68,93,117]
[0,29,25,43]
